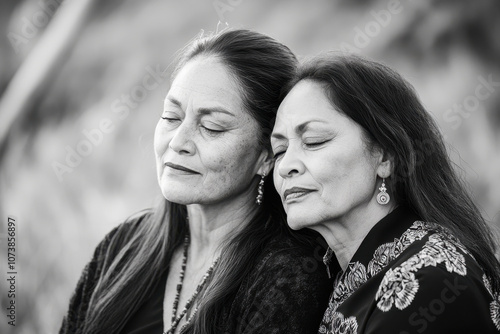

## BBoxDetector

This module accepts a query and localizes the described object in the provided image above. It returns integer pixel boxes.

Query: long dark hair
[82,29,301,333]
[282,53,500,290]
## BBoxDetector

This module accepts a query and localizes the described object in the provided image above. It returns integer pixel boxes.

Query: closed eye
[273,152,284,159]
[160,116,181,123]
[304,140,330,148]
[272,147,287,159]
[200,119,226,135]
[201,126,225,135]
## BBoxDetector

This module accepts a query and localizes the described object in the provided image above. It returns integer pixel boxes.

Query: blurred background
[0,0,499,332]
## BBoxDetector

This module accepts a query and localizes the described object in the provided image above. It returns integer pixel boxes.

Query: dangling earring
[256,173,265,205]
[376,178,390,205]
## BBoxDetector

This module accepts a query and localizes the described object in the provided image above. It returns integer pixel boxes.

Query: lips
[164,162,199,174]
[283,187,315,201]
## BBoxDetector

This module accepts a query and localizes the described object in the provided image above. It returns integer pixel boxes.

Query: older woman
[271,54,500,333]
[60,29,333,334]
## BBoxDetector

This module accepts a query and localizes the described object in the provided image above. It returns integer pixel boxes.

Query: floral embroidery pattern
[320,216,500,333]
[367,242,394,277]
[484,274,494,297]
[492,297,500,331]
[375,232,467,312]
[484,275,500,330]
[319,311,358,334]
[376,268,419,312]
[328,221,432,312]
[368,221,432,277]
[343,262,368,296]
[320,220,434,333]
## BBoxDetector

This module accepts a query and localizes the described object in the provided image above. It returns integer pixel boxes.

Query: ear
[376,149,394,179]
[255,148,275,177]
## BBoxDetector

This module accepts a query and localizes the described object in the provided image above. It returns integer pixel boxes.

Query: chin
[285,214,311,231]
[161,188,195,205]
[284,204,315,229]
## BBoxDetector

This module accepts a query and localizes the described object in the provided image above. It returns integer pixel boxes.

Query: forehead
[166,57,243,109]
[275,80,337,130]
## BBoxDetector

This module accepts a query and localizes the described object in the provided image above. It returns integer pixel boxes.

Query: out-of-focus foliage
[0,0,499,333]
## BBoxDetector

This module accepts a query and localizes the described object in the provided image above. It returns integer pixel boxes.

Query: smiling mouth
[164,162,199,174]
[283,187,314,201]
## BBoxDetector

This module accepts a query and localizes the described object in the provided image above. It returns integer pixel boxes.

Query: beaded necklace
[165,234,219,334]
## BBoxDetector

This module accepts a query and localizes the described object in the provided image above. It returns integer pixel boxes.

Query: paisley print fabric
[318,205,500,333]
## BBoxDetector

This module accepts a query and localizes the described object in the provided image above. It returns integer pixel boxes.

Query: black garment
[120,267,167,333]
[60,212,336,334]
[318,205,500,334]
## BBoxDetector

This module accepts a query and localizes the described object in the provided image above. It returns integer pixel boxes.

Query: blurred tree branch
[0,0,99,162]
[0,0,22,94]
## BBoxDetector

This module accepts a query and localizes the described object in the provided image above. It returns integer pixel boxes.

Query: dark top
[318,205,500,334]
[120,266,167,333]
[59,212,337,334]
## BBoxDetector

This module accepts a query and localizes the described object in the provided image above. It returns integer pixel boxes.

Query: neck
[185,184,259,265]
[315,201,397,271]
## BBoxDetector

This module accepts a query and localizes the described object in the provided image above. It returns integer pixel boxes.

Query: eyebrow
[164,96,182,109]
[164,97,235,117]
[198,107,235,117]
[271,120,326,140]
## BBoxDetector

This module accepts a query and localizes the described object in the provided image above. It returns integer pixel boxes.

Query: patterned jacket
[319,205,500,334]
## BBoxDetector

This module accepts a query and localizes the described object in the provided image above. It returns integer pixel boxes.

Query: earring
[376,178,390,205]
[256,173,265,205]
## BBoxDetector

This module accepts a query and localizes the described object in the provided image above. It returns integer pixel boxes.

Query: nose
[277,146,305,179]
[168,122,196,155]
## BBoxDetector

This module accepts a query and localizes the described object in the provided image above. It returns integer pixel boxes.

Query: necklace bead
[166,234,219,334]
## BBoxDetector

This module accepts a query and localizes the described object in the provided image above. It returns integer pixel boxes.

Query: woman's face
[154,56,268,205]
[272,80,385,230]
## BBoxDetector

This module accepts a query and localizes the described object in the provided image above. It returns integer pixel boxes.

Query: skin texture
[155,56,269,206]
[271,80,395,270]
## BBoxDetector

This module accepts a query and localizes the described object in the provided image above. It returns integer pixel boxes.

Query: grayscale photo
[1,1,499,333]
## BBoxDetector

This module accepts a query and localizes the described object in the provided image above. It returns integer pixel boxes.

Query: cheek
[321,151,378,203]
[310,147,370,197]
[273,169,282,191]
[202,137,259,181]
[153,122,170,159]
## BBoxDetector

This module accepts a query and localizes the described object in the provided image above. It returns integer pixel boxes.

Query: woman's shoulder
[226,232,334,333]
[387,223,489,278]
[59,210,154,333]
[251,232,333,285]
[379,224,494,296]
[370,226,500,332]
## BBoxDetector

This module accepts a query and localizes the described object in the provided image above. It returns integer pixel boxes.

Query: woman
[271,53,500,333]
[60,29,334,334]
